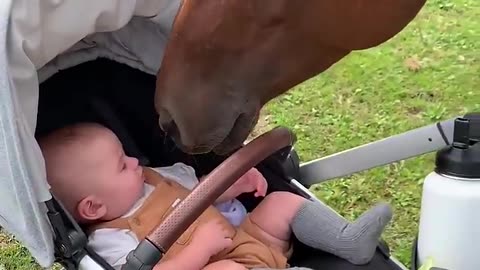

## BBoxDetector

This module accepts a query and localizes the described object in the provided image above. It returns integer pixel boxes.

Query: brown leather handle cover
[145,127,295,252]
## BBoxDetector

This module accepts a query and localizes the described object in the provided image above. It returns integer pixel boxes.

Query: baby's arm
[155,163,266,204]
[202,168,268,204]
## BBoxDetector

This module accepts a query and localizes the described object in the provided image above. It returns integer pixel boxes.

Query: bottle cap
[435,113,480,178]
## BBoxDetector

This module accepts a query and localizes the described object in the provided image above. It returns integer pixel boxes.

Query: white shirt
[87,163,247,269]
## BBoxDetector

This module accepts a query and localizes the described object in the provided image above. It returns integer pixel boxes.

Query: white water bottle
[417,115,480,270]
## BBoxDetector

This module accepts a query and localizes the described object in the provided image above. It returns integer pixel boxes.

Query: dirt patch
[0,229,14,249]
[404,56,422,72]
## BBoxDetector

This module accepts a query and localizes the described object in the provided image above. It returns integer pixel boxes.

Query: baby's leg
[247,192,306,254]
[249,191,393,265]
[291,197,392,265]
[203,260,247,270]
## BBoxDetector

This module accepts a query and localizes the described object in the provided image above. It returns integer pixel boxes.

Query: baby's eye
[122,162,127,171]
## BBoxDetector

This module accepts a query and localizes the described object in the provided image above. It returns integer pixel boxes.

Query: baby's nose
[127,157,139,168]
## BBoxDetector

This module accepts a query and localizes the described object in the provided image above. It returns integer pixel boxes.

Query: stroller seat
[35,58,405,270]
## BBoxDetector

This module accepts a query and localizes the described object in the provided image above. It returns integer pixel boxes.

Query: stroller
[8,56,473,270]
[2,0,471,269]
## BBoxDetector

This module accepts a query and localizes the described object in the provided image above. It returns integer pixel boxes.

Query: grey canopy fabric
[1,0,180,267]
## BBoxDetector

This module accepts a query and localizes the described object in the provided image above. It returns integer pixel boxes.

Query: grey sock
[291,200,392,265]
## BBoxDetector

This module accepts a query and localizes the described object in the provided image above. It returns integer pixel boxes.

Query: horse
[154,0,427,155]
[1,1,426,267]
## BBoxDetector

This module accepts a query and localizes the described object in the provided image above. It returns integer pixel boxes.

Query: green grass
[1,0,479,268]
[266,0,479,266]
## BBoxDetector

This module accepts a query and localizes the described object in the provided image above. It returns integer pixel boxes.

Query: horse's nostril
[158,109,173,132]
[158,111,181,142]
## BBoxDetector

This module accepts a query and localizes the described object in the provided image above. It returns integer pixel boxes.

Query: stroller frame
[35,58,472,270]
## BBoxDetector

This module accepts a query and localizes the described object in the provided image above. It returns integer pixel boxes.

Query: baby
[39,123,393,270]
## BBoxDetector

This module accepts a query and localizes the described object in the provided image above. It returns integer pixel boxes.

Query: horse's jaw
[155,77,262,155]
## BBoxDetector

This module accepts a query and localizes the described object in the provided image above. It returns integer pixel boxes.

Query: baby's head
[39,123,145,224]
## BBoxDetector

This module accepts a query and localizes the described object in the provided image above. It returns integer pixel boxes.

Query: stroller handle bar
[121,127,296,270]
[299,113,480,186]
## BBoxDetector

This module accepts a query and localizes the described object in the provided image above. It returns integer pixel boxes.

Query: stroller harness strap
[86,167,289,268]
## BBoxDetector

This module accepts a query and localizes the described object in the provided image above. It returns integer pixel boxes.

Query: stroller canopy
[1,0,181,267]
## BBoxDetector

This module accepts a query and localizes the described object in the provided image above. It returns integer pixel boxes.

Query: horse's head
[155,0,426,155]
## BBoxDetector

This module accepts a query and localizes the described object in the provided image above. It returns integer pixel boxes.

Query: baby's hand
[233,168,268,198]
[213,167,268,204]
[191,219,233,257]
[154,220,233,270]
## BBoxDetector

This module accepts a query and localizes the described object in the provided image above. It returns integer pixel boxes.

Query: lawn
[1,0,479,269]
[266,0,479,266]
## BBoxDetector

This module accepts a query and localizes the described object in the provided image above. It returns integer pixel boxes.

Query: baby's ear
[77,195,107,221]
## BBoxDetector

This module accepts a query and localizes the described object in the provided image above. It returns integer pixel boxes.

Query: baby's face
[85,131,145,219]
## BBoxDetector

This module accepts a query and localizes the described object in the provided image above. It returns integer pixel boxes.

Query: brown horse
[154,0,427,155]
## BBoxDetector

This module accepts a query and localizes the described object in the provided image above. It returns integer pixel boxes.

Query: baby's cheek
[118,185,142,211]
[131,180,144,198]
